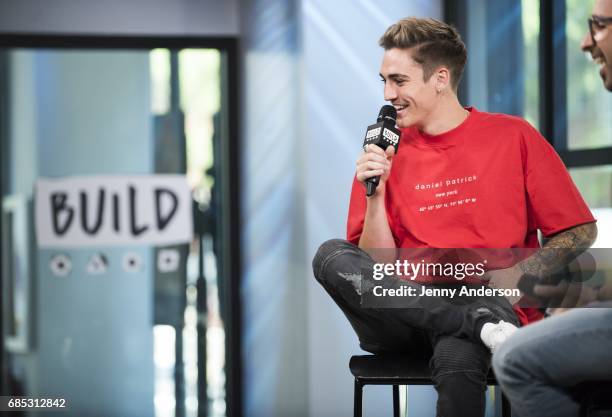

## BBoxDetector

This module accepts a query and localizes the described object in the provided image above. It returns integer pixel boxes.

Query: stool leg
[579,394,589,417]
[354,379,363,417]
[392,385,400,417]
[501,391,511,417]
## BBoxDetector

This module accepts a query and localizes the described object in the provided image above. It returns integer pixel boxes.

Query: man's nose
[384,84,397,102]
[581,30,593,51]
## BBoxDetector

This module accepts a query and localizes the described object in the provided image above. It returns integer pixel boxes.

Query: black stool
[350,354,511,417]
[575,381,612,417]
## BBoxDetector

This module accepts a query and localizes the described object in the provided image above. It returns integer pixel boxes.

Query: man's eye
[593,19,606,29]
[380,79,386,83]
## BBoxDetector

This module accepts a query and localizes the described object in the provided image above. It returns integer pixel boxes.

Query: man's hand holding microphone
[356,143,395,197]
[356,105,401,197]
[355,105,401,252]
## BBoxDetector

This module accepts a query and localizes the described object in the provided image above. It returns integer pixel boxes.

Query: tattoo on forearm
[517,223,597,280]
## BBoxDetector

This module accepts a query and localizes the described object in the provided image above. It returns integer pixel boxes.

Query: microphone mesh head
[377,105,397,123]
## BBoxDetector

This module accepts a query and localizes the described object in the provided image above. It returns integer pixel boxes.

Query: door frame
[0,33,243,417]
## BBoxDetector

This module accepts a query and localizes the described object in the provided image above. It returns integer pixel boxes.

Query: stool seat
[349,354,499,385]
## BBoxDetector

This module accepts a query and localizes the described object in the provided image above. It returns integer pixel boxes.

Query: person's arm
[488,122,597,301]
[355,144,396,250]
[488,222,598,304]
[358,184,396,249]
[517,222,597,279]
[527,222,611,310]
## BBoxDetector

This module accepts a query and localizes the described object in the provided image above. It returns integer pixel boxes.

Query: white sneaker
[480,320,518,353]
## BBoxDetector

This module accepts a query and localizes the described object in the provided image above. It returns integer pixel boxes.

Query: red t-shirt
[347,107,596,325]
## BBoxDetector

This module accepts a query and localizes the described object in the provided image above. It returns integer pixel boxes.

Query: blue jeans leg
[493,305,612,417]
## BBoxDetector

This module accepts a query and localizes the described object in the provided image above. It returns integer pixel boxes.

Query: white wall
[0,0,239,36]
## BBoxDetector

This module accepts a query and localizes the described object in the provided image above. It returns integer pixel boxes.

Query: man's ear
[435,67,451,92]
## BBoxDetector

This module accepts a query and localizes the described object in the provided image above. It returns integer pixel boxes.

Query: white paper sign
[36,175,193,247]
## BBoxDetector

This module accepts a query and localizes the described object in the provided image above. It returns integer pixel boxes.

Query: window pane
[570,166,611,248]
[464,0,539,125]
[566,0,612,149]
[178,48,226,417]
[570,165,612,208]
[150,49,171,115]
[522,0,540,128]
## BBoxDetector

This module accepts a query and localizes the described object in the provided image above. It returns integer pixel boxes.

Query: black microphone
[362,105,401,196]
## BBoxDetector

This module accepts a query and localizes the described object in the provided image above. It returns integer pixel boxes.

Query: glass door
[0,39,240,417]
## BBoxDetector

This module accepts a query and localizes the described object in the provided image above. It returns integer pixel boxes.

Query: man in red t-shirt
[312,17,597,417]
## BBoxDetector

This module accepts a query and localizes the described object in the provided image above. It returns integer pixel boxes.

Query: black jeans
[312,239,519,417]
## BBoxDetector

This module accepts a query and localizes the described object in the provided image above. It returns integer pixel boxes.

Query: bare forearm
[516,222,598,280]
[358,188,396,250]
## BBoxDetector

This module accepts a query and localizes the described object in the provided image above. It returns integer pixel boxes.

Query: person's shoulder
[470,108,545,146]
[472,108,535,133]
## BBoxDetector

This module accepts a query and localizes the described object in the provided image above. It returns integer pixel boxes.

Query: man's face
[379,48,439,128]
[581,0,612,91]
